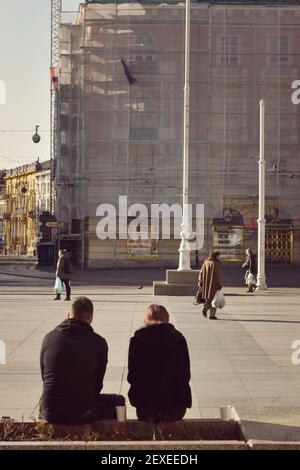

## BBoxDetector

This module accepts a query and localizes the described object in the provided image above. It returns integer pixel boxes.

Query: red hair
[145,304,169,325]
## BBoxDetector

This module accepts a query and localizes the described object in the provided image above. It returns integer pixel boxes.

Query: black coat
[127,324,192,410]
[40,318,108,424]
[242,254,257,276]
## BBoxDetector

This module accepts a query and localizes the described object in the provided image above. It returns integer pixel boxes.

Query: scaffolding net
[57,1,300,266]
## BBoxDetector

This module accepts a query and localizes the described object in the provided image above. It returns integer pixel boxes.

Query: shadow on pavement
[241,419,300,442]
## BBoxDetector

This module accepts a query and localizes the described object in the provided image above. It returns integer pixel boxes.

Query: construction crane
[50,0,62,214]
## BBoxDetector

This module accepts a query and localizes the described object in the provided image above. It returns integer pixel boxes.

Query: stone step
[153,281,196,296]
[0,257,38,265]
[167,269,199,285]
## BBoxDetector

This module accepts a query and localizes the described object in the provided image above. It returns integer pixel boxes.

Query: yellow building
[4,163,38,256]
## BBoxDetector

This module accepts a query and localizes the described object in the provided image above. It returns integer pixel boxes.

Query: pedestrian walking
[127,304,192,422]
[242,248,257,293]
[198,251,223,320]
[54,250,72,301]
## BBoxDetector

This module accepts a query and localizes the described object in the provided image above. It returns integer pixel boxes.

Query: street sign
[45,222,63,228]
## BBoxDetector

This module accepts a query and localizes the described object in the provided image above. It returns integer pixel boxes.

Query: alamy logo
[0,341,6,365]
[96,196,205,250]
[291,340,300,366]
[0,80,6,105]
[291,80,300,105]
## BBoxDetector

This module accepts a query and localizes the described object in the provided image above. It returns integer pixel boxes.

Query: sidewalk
[0,262,300,287]
[0,286,300,422]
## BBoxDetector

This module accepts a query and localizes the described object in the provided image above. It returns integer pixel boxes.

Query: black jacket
[127,323,192,410]
[242,254,257,276]
[40,318,108,424]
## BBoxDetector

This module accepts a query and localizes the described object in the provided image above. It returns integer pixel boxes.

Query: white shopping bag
[54,277,62,295]
[246,272,256,286]
[212,290,225,309]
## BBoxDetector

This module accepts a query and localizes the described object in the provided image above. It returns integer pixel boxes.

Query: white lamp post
[178,0,191,271]
[257,99,268,290]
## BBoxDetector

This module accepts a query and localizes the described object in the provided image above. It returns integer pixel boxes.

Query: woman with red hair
[127,304,192,422]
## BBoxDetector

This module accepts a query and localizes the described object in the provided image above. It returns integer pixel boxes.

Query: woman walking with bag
[242,249,257,293]
[54,250,72,301]
[198,251,223,320]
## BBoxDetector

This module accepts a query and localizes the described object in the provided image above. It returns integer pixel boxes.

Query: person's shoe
[210,316,218,320]
[202,309,207,318]
[64,297,71,301]
[246,289,252,293]
[54,295,61,301]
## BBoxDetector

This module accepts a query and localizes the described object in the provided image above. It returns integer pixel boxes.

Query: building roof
[4,160,50,178]
[38,160,51,172]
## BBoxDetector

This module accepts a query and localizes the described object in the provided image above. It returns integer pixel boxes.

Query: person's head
[144,304,169,326]
[208,251,220,262]
[58,249,66,258]
[68,297,94,325]
[246,248,252,257]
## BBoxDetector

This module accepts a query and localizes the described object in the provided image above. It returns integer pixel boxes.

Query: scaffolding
[50,0,62,215]
[57,1,300,267]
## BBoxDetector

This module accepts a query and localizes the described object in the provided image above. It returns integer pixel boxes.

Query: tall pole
[257,99,268,290]
[178,0,191,271]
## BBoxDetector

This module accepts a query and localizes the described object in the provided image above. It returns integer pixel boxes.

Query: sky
[0,0,80,170]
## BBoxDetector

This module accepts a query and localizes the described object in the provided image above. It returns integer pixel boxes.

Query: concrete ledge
[2,416,300,450]
[153,270,198,296]
[251,441,300,450]
[85,440,247,451]
[0,419,245,450]
[3,440,300,450]
[0,442,87,451]
[153,281,195,296]
[0,440,248,451]
[0,258,37,265]
[167,270,199,285]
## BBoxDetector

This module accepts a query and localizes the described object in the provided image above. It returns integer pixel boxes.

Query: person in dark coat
[54,250,72,301]
[199,251,222,320]
[242,249,257,293]
[127,304,192,422]
[40,297,125,425]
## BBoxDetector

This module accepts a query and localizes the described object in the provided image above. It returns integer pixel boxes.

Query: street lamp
[257,99,268,290]
[32,125,41,144]
[178,0,191,271]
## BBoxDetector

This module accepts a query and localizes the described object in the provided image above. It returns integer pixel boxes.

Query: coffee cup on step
[220,405,232,421]
[116,406,127,422]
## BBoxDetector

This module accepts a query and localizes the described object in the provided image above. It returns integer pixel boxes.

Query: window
[129,128,158,140]
[130,113,156,128]
[133,55,158,74]
[279,159,288,186]
[225,158,239,186]
[269,37,289,66]
[128,102,145,112]
[136,32,153,48]
[220,36,240,66]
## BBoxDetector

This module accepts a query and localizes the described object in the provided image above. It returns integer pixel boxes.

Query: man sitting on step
[39,297,125,424]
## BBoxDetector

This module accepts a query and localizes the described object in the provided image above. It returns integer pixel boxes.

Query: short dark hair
[71,297,94,321]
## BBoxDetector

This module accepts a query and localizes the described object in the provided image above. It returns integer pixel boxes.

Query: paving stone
[0,286,300,421]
